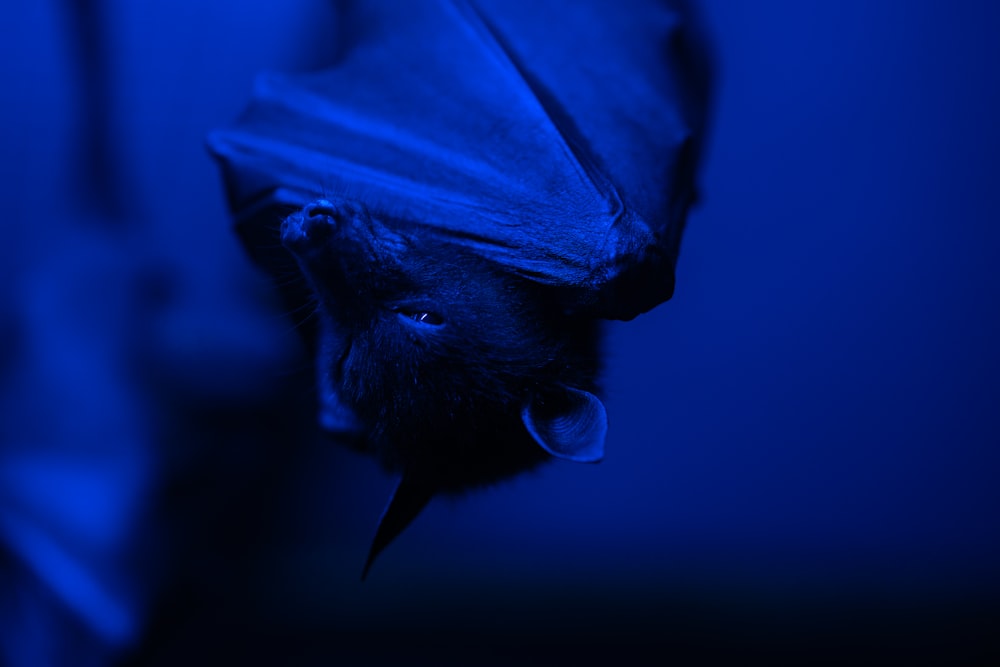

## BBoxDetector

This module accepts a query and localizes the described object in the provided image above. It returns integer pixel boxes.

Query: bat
[208,0,711,577]
[282,197,607,576]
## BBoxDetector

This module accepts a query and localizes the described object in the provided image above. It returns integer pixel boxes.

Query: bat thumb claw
[361,472,435,581]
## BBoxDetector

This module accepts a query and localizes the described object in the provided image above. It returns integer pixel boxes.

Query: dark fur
[282,199,602,493]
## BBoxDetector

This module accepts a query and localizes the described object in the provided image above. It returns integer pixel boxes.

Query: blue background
[1,1,998,664]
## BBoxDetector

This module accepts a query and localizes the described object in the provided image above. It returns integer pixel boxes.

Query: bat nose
[281,199,338,250]
[304,199,338,219]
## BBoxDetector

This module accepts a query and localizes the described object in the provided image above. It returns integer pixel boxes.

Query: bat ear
[521,386,607,463]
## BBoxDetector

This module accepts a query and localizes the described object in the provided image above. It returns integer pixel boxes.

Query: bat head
[281,198,608,575]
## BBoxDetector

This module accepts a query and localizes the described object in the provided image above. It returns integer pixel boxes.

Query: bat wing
[209,0,710,319]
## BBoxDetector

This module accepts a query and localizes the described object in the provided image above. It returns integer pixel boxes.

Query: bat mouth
[317,336,364,438]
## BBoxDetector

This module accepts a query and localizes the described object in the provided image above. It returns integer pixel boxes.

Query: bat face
[281,198,607,492]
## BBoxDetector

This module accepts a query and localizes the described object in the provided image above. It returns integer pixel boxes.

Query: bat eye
[396,309,444,326]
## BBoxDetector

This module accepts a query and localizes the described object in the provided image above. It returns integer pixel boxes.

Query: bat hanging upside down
[284,197,606,576]
[209,0,711,577]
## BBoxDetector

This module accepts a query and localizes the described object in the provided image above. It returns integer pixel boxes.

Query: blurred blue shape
[0,0,332,665]
[0,227,157,665]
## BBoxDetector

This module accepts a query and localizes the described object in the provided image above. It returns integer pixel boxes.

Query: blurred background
[1,0,998,665]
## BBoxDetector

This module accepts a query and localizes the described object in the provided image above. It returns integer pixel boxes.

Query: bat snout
[304,199,338,219]
[281,199,340,252]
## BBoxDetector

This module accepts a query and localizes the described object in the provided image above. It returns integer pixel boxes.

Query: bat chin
[316,381,365,439]
[318,407,364,438]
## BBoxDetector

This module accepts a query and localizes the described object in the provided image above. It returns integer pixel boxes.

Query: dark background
[1,1,998,665]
